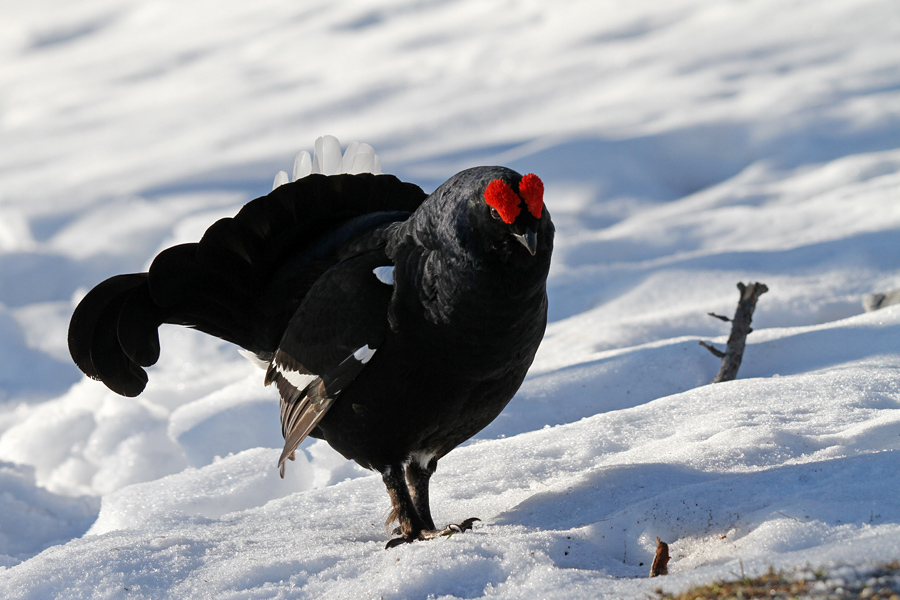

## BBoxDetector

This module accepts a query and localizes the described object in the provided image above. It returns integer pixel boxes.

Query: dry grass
[656,561,900,600]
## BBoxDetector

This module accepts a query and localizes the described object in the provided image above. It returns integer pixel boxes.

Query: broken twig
[700,282,768,383]
[650,537,670,577]
[698,341,725,358]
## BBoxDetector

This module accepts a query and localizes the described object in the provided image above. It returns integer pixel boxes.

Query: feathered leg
[383,461,480,549]
[383,464,431,548]
[405,459,436,531]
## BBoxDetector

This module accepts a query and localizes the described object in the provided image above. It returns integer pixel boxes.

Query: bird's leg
[405,458,436,531]
[383,465,431,549]
[402,458,481,543]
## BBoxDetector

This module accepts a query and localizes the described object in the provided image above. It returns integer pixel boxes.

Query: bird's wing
[69,173,425,396]
[150,173,424,354]
[263,248,396,476]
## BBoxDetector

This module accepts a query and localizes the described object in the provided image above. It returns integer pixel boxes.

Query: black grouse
[68,166,554,548]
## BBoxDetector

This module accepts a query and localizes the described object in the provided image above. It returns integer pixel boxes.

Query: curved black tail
[68,273,161,396]
[68,173,427,397]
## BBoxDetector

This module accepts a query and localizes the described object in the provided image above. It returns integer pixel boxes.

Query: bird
[68,162,554,548]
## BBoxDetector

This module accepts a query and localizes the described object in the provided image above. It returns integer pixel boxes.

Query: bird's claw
[385,536,414,549]
[434,517,480,538]
[385,518,480,549]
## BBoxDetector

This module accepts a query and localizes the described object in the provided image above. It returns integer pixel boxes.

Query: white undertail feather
[313,136,342,175]
[343,141,380,174]
[272,170,290,190]
[238,348,270,370]
[293,151,312,180]
[272,135,382,190]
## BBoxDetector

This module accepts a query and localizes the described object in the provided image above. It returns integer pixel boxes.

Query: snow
[1,0,899,597]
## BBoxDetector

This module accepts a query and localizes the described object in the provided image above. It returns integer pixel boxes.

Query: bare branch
[699,341,725,358]
[707,312,731,322]
[709,282,768,383]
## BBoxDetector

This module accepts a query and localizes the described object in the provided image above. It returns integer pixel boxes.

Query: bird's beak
[513,228,538,256]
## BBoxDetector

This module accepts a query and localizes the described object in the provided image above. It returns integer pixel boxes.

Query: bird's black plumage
[69,166,554,547]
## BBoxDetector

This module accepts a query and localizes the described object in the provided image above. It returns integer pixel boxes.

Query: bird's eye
[489,207,501,220]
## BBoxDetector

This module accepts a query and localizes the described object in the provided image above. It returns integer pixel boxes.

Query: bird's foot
[423,517,481,539]
[385,518,480,549]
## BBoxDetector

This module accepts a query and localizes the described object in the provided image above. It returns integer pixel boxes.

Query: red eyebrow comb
[518,173,543,218]
[484,179,522,224]
[484,173,544,223]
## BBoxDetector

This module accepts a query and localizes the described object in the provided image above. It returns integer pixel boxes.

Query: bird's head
[412,166,553,268]
[481,171,545,256]
[450,166,553,264]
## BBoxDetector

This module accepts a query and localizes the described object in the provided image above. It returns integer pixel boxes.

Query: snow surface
[1,0,900,597]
